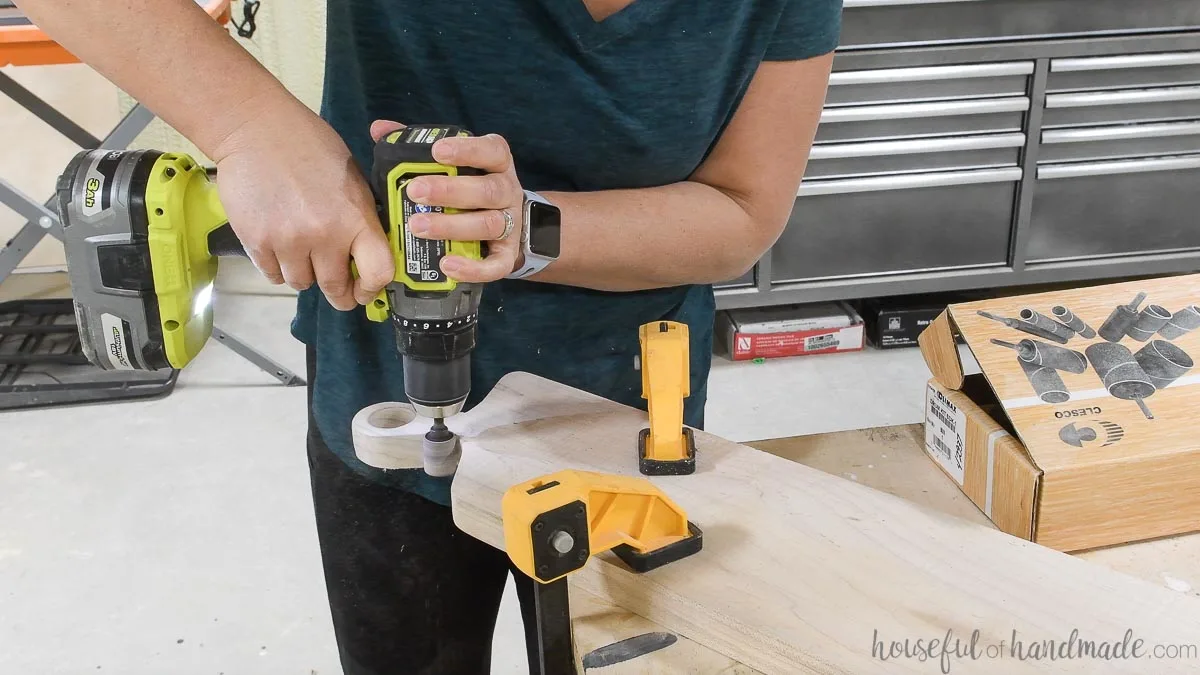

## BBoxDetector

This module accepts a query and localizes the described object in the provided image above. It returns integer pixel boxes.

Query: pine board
[570,584,760,674]
[425,373,1200,673]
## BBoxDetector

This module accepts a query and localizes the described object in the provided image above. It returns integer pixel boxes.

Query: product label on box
[804,333,839,351]
[925,384,967,485]
[730,325,864,360]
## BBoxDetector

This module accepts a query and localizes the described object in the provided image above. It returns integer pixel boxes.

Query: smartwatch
[507,190,562,279]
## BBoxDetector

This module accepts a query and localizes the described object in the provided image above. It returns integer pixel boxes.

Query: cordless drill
[57,125,484,434]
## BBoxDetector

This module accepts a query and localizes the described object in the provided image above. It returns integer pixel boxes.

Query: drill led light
[193,282,214,317]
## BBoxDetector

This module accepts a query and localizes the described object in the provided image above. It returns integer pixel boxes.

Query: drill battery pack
[370,125,485,294]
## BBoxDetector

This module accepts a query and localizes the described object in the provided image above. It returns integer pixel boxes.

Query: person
[19,0,841,672]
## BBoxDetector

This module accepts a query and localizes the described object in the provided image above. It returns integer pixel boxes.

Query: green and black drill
[57,125,484,450]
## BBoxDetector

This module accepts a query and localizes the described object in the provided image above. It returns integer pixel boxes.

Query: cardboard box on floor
[917,273,1200,552]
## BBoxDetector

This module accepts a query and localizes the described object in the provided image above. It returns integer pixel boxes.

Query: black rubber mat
[0,298,176,410]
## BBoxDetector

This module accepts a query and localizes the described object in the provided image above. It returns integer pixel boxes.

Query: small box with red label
[718,302,865,361]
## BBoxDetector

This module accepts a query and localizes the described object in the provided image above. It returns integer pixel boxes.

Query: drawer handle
[1042,121,1200,144]
[1038,155,1200,180]
[1046,86,1200,109]
[829,62,1033,86]
[798,167,1022,196]
[810,133,1025,159]
[844,0,987,7]
[1051,52,1200,73]
[821,97,1030,123]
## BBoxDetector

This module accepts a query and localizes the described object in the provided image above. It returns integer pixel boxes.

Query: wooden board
[375,372,1200,674]
[751,425,994,528]
[575,422,1200,672]
[750,424,1200,597]
[570,584,760,674]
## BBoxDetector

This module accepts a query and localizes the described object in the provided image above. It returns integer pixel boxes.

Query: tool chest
[718,5,1200,312]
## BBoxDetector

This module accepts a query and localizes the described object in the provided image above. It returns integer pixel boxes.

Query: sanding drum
[1098,292,1145,342]
[1159,305,1200,340]
[1018,359,1071,404]
[998,338,1084,401]
[349,402,461,476]
[1017,339,1087,373]
[1085,342,1157,419]
[993,338,1085,403]
[993,338,1088,373]
[1134,340,1194,390]
[1127,304,1172,342]
[1017,308,1076,343]
[1051,305,1096,339]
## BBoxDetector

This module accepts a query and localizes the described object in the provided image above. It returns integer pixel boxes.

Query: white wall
[124,0,329,158]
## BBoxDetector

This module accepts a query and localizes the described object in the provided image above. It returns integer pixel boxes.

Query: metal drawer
[1042,86,1200,127]
[840,0,1200,48]
[806,133,1024,178]
[1028,155,1200,262]
[715,267,755,289]
[772,168,1021,282]
[816,97,1029,143]
[1040,121,1200,162]
[1048,52,1200,93]
[826,62,1033,105]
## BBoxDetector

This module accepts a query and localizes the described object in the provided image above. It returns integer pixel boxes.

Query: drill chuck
[396,321,475,420]
[387,284,482,419]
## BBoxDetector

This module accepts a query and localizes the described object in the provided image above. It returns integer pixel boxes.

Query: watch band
[507,190,559,280]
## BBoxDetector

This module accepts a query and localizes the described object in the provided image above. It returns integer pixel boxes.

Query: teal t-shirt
[294,0,843,505]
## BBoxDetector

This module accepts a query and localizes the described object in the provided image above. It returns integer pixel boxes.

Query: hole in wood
[367,406,416,430]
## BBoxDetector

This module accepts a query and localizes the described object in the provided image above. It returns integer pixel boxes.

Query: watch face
[528,202,561,258]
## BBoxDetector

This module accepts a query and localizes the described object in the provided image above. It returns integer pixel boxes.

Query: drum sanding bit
[1098,292,1146,342]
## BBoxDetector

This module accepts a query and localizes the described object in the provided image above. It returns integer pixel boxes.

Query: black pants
[305,348,541,675]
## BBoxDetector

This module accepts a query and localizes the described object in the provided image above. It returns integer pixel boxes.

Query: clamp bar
[531,578,578,675]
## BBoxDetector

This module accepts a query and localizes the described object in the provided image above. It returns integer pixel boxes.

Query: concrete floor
[1,65,955,674]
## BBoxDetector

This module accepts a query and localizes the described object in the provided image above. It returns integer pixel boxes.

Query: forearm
[534,182,777,292]
[15,0,306,157]
[528,56,833,293]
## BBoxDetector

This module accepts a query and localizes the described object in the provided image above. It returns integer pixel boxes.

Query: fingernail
[441,258,462,274]
[407,180,428,200]
[408,215,429,236]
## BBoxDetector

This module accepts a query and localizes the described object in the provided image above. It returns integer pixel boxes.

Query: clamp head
[636,320,696,475]
[502,470,703,584]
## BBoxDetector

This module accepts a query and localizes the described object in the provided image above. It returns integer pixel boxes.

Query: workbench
[568,422,1200,673]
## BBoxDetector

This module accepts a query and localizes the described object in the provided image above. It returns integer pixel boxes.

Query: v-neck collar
[545,0,665,51]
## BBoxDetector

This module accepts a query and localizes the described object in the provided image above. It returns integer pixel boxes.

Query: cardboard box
[918,274,1200,552]
[719,302,864,361]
